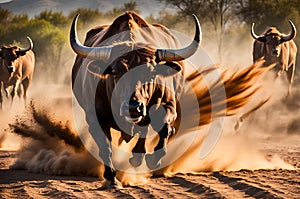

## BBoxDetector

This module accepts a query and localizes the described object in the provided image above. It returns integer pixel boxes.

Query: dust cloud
[4,69,296,186]
[6,96,102,178]
[5,96,295,186]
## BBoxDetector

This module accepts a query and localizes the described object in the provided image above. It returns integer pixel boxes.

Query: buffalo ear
[156,61,182,77]
[257,36,267,43]
[16,51,26,56]
[280,36,289,43]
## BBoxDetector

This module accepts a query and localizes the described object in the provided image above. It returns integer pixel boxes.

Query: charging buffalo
[70,11,267,188]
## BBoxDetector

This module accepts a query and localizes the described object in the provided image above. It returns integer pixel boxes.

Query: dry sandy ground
[0,137,299,199]
[0,84,299,199]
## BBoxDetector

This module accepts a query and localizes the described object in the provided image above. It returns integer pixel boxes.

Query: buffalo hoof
[145,150,166,170]
[99,178,123,190]
[145,153,161,170]
[129,153,144,167]
[118,132,132,145]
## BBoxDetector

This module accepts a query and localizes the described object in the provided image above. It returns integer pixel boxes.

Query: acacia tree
[159,0,241,61]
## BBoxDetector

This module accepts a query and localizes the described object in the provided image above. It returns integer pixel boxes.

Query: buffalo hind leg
[145,123,174,170]
[129,138,146,167]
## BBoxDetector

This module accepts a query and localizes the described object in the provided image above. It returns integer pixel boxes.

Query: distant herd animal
[234,20,298,131]
[251,20,297,95]
[0,10,298,188]
[0,37,35,109]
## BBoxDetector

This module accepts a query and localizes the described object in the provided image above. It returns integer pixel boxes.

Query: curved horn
[281,20,296,42]
[156,14,202,61]
[70,14,112,60]
[18,36,33,53]
[251,23,265,42]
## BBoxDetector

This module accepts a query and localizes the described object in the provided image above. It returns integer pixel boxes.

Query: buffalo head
[0,36,33,73]
[251,20,296,57]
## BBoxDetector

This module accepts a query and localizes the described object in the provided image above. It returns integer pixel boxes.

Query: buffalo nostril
[129,101,144,117]
[129,101,140,110]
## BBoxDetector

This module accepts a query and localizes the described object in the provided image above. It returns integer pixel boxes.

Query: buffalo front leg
[11,79,21,104]
[3,83,11,99]
[145,123,174,170]
[129,137,146,167]
[128,125,148,167]
[102,127,123,189]
[88,122,122,189]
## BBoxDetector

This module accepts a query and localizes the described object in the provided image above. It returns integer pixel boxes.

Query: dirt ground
[0,136,299,199]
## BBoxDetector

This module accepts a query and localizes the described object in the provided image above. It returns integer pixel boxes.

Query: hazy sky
[0,0,170,18]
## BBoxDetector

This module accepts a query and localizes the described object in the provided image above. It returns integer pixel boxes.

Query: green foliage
[0,14,30,45]
[0,7,12,25]
[35,10,69,28]
[68,8,104,27]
